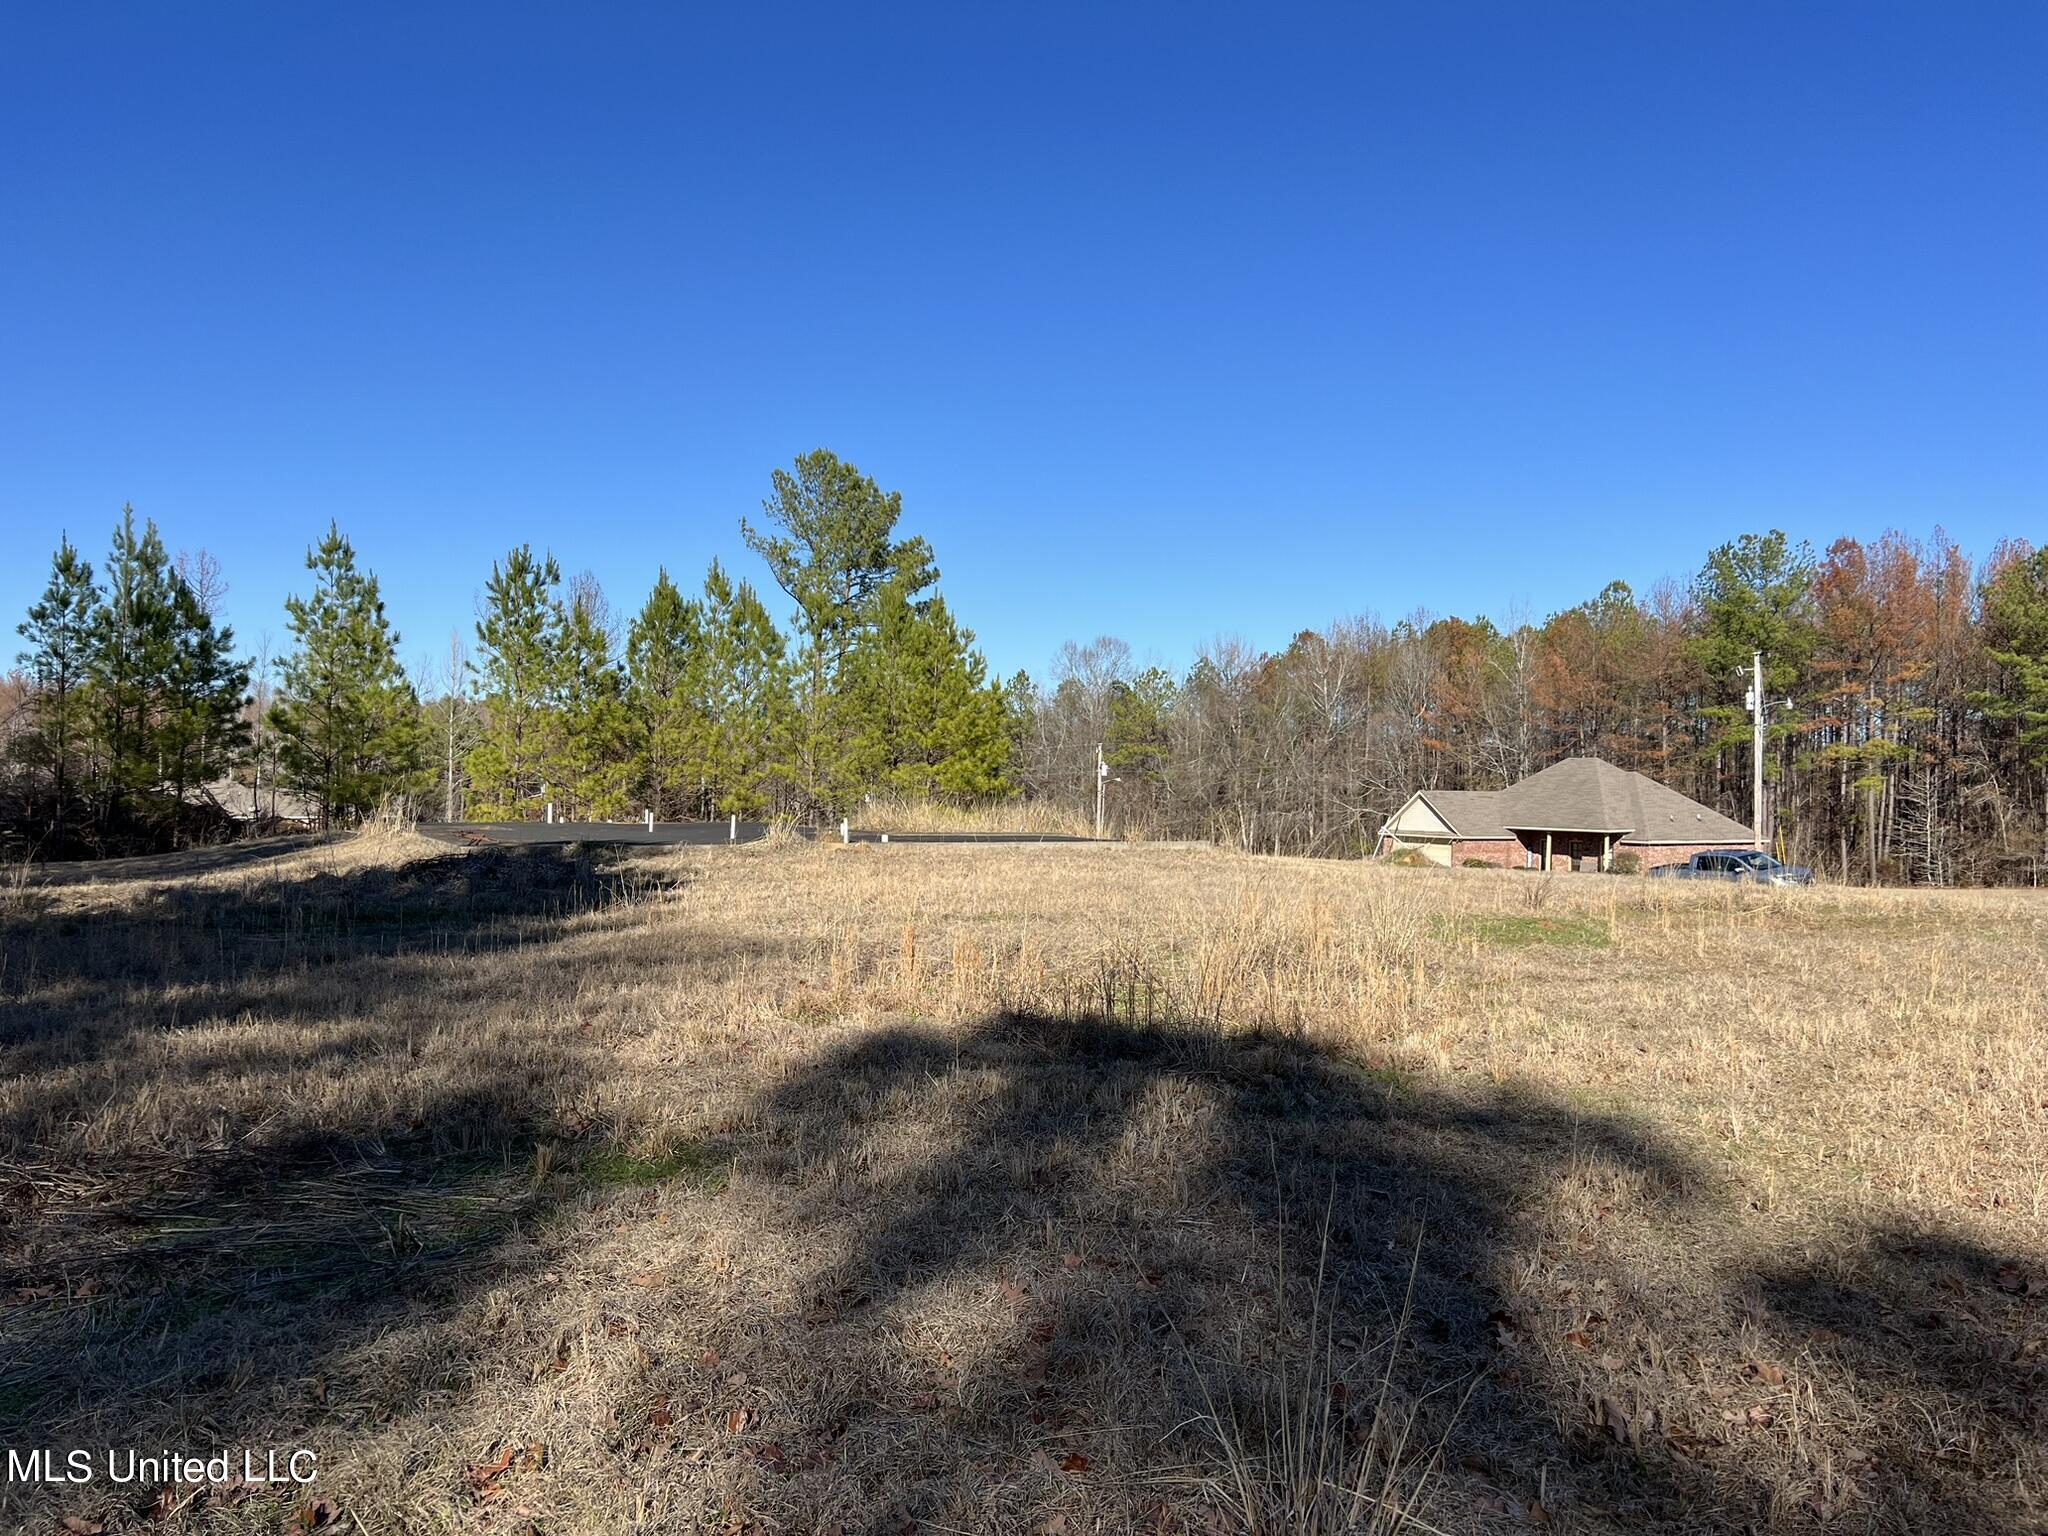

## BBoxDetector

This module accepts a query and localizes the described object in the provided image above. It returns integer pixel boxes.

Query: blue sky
[4,4,2043,682]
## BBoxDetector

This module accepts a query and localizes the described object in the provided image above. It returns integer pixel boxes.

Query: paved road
[417,820,1099,848]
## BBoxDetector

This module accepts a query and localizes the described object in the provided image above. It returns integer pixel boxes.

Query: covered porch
[1510,827,1625,872]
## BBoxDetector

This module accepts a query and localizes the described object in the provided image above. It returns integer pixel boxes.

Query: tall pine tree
[700,560,794,816]
[1981,546,2048,785]
[468,545,564,818]
[742,450,935,813]
[553,575,634,819]
[89,506,179,805]
[159,572,250,804]
[626,569,709,819]
[272,524,426,826]
[845,587,1011,801]
[14,535,101,830]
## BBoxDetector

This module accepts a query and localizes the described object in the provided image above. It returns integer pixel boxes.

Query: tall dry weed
[855,793,1095,838]
[1190,1210,1467,1535]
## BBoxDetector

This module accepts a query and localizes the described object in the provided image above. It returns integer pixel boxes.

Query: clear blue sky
[4,4,2043,682]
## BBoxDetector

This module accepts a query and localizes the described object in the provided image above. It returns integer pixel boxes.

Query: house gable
[1386,793,1457,838]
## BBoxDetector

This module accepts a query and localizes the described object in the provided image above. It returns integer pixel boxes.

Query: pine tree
[1981,546,2048,780]
[845,587,1010,801]
[159,572,251,804]
[1690,530,1816,814]
[468,545,564,818]
[626,569,708,819]
[89,506,180,806]
[741,450,935,813]
[14,534,101,828]
[271,523,426,826]
[700,561,794,816]
[553,575,634,819]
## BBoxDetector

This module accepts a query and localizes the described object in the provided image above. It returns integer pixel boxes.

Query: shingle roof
[1414,757,1752,845]
[1415,789,1512,840]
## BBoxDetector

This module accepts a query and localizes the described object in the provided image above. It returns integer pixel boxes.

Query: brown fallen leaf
[296,1499,344,1531]
[1597,1397,1635,1446]
[1748,1360,1787,1386]
[469,1444,518,1491]
[727,1407,755,1434]
[1059,1451,1092,1473]
[1563,1329,1594,1350]
[467,1441,545,1497]
[63,1519,104,1536]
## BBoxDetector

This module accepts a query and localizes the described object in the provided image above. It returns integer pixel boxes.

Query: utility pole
[1094,743,1107,839]
[1745,649,1766,850]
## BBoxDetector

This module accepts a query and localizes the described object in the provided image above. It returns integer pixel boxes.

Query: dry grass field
[1,833,2043,1535]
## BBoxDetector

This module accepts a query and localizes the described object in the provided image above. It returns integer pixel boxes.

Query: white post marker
[729,813,737,843]
[1095,744,1108,839]
[840,817,850,845]
[880,833,888,844]
[646,809,654,831]
[545,801,554,825]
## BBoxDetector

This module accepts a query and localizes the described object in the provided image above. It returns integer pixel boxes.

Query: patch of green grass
[1450,914,1612,949]
[577,1139,726,1192]
[1354,1060,1417,1095]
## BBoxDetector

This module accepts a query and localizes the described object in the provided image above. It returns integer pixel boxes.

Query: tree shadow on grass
[2,852,2039,1535]
[1748,1229,2046,1530]
[732,1010,2045,1535]
[29,833,345,887]
[0,842,695,1524]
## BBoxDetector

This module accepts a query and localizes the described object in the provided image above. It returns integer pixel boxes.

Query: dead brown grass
[1,838,2042,1534]
[855,793,1096,838]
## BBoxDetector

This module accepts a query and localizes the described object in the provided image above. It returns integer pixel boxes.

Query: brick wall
[1450,838,1524,868]
[1447,839,1752,871]
[1622,841,1752,871]
[1380,835,1752,871]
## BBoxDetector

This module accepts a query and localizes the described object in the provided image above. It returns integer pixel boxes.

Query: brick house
[1375,756,1754,872]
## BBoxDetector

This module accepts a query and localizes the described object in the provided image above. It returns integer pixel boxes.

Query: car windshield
[1731,851,1781,871]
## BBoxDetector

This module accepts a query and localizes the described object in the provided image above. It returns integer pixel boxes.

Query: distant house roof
[1413,789,1514,841]
[1406,757,1752,846]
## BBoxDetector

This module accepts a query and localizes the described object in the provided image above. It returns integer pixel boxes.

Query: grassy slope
[0,835,2042,1534]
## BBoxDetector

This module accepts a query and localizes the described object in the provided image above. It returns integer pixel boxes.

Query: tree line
[1008,530,2048,884]
[10,457,2048,882]
[6,451,1009,853]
